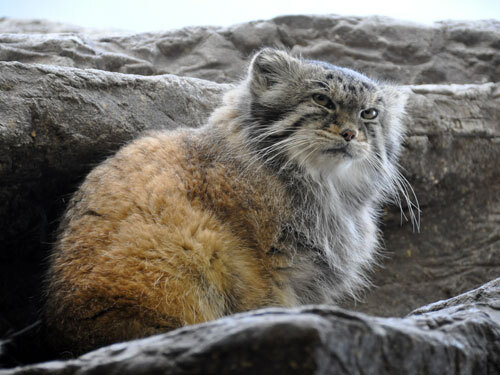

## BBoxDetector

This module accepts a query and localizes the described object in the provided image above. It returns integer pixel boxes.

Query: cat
[44,48,416,355]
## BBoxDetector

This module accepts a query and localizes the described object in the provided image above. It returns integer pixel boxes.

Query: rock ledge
[1,279,499,375]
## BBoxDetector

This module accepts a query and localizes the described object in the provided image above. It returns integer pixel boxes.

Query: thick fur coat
[44,49,412,355]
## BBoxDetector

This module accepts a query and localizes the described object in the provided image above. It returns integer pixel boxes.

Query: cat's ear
[381,86,410,116]
[378,86,410,138]
[248,49,298,95]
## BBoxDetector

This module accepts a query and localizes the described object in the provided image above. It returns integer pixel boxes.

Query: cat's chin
[320,142,369,162]
[303,151,365,176]
[322,146,349,155]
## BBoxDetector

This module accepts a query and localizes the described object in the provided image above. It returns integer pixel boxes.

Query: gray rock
[1,15,499,84]
[0,17,127,36]
[1,279,499,375]
[0,61,228,182]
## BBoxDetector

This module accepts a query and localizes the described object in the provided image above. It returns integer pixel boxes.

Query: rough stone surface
[0,15,499,371]
[1,16,499,84]
[1,279,499,375]
[0,17,128,36]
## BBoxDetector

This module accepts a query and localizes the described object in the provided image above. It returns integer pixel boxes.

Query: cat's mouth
[323,145,350,156]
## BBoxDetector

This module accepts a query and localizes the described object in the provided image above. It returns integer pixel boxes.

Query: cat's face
[245,49,407,177]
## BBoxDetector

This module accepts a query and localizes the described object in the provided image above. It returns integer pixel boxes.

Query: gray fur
[208,49,418,304]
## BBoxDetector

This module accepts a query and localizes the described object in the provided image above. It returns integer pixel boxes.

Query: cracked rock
[1,279,499,375]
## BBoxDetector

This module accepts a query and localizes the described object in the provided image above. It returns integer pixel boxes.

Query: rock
[1,279,499,375]
[1,16,499,84]
[0,17,127,36]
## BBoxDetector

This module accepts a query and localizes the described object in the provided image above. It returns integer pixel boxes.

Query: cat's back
[62,128,283,249]
[44,128,288,355]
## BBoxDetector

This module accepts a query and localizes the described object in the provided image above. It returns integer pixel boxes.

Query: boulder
[0,16,499,84]
[1,279,498,375]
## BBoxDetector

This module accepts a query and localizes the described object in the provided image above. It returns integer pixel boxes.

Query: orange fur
[45,129,295,355]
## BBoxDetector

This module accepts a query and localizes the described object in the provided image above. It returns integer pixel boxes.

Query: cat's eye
[312,94,335,110]
[361,108,378,120]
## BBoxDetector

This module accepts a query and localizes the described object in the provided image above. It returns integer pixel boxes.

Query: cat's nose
[341,129,357,142]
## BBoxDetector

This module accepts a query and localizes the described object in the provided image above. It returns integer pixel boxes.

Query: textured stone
[0,17,125,36]
[1,16,499,84]
[1,279,499,375]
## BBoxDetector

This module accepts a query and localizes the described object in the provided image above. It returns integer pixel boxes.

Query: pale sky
[1,0,499,32]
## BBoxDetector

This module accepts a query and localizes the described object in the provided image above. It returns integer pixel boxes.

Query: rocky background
[0,15,499,372]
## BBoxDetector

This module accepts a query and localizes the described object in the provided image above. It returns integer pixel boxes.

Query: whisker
[396,171,421,232]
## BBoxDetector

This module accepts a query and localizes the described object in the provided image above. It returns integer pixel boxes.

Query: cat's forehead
[305,60,375,87]
[303,60,378,103]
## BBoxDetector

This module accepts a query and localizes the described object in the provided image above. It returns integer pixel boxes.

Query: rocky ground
[1,279,499,375]
[0,15,498,373]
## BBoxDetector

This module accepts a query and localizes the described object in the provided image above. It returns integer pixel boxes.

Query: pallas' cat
[44,49,414,355]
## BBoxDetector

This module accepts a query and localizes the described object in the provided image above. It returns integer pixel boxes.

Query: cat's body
[44,49,410,355]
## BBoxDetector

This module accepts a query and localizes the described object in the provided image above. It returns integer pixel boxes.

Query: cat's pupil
[361,108,378,119]
[313,94,335,110]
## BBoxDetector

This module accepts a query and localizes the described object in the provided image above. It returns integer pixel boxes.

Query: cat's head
[239,48,408,179]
